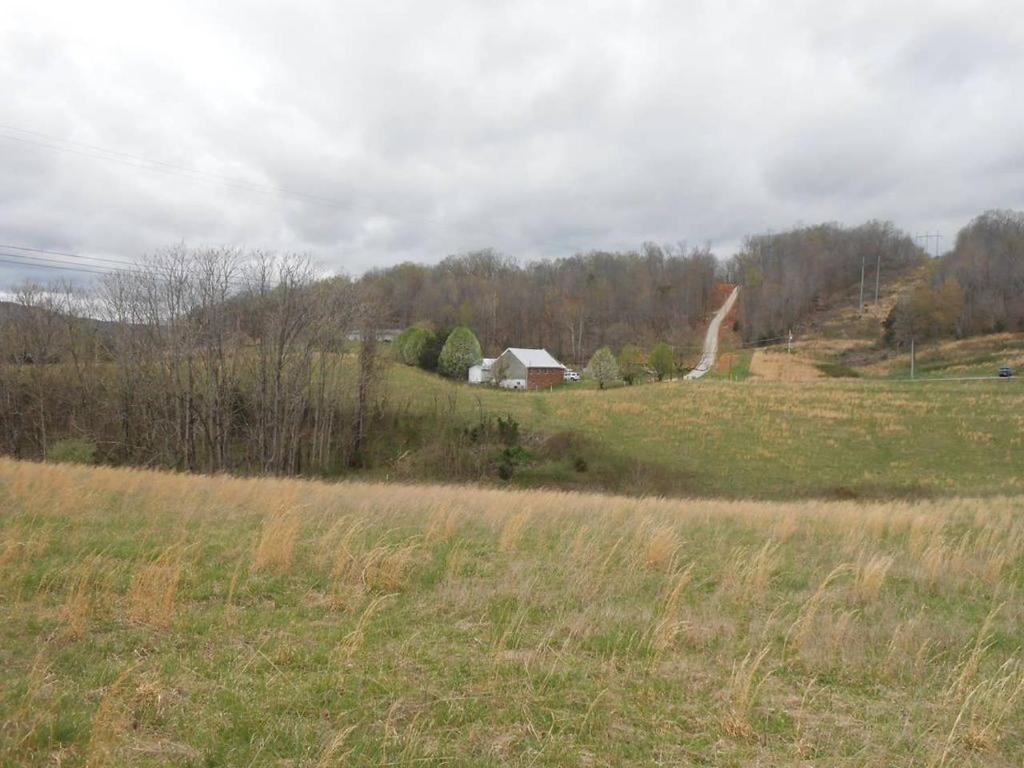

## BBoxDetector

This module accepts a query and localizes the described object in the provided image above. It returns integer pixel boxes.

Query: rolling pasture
[2,458,1022,766]
[385,363,1024,499]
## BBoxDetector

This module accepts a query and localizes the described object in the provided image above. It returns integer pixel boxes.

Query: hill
[381,362,1024,499]
[1,239,1021,502]
[732,260,1024,383]
[2,458,1022,766]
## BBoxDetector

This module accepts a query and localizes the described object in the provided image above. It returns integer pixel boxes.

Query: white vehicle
[563,370,581,382]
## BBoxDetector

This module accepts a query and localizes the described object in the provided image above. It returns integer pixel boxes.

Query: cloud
[1,0,1023,285]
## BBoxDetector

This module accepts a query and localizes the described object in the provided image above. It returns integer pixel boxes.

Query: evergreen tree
[399,326,432,366]
[438,326,482,379]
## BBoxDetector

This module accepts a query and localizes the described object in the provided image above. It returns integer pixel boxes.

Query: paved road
[906,376,1018,383]
[684,286,740,380]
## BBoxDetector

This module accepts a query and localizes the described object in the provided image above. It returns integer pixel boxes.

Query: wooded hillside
[885,210,1024,345]
[938,210,1024,335]
[360,244,717,364]
[726,221,926,342]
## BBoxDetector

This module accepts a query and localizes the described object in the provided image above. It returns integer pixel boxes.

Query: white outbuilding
[467,358,496,384]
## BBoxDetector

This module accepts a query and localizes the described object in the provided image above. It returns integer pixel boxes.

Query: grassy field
[383,362,1024,499]
[789,329,1024,382]
[1,458,1022,766]
[878,334,1024,380]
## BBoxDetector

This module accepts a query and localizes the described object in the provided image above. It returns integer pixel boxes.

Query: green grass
[2,459,1022,766]
[702,347,754,381]
[384,362,1024,499]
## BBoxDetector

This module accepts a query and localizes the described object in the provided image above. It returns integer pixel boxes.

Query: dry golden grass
[852,551,894,602]
[722,539,779,599]
[316,725,358,767]
[722,644,773,738]
[252,506,300,572]
[498,510,531,552]
[647,563,694,653]
[360,543,418,592]
[424,503,462,543]
[642,525,678,571]
[1,457,1022,766]
[127,546,185,629]
[84,668,133,768]
[785,562,853,658]
[61,558,100,640]
[749,348,823,380]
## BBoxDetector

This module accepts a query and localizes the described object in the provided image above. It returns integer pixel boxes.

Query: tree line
[360,244,718,365]
[0,247,386,474]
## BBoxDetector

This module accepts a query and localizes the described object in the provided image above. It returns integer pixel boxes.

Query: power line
[0,249,249,286]
[0,249,148,277]
[0,254,113,277]
[915,232,942,258]
[0,124,347,209]
[736,335,788,349]
[0,244,253,284]
[0,243,143,270]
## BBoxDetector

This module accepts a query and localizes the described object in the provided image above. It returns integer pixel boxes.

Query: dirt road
[684,286,740,380]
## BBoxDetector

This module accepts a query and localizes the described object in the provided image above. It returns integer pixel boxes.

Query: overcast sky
[1,0,1023,284]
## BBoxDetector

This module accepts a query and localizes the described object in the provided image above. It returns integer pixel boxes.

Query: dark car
[998,366,1013,378]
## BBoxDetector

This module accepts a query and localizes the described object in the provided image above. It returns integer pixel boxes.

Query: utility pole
[916,232,943,258]
[788,329,793,354]
[859,254,866,313]
[874,248,882,305]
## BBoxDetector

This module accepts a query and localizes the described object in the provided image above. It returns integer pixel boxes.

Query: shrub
[48,438,96,465]
[497,415,519,446]
[438,327,482,379]
[587,347,620,389]
[394,325,441,368]
[407,327,432,366]
[649,342,676,381]
[884,279,964,346]
[618,344,647,384]
[816,362,860,378]
[495,446,532,480]
[393,328,415,361]
[395,326,433,366]
[418,327,449,371]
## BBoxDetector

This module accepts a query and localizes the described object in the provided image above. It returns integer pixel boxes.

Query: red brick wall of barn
[527,368,563,389]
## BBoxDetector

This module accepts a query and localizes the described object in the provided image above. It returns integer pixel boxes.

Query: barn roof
[503,348,565,369]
